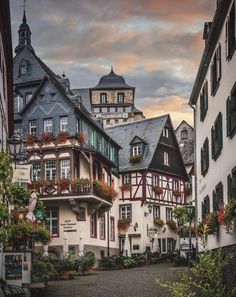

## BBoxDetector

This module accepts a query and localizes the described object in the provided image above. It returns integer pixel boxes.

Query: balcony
[28,179,117,207]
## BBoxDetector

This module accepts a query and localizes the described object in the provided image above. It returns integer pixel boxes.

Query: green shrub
[174,255,188,266]
[32,254,59,284]
[79,251,95,273]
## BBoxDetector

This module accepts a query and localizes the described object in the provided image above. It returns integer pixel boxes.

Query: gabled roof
[129,136,148,145]
[175,120,193,132]
[92,68,134,90]
[105,115,169,172]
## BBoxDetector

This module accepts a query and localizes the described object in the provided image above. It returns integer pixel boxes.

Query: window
[153,205,160,219]
[213,182,223,211]
[164,151,170,166]
[226,85,236,137]
[110,217,115,241]
[60,160,70,179]
[166,208,173,222]
[115,119,119,124]
[152,175,159,186]
[228,167,236,200]
[226,2,236,60]
[44,118,53,133]
[163,127,169,138]
[211,112,222,161]
[20,64,27,75]
[120,204,132,219]
[202,195,210,220]
[200,81,208,121]
[32,162,41,181]
[167,238,174,252]
[100,93,107,104]
[162,239,166,253]
[89,130,97,147]
[181,129,188,140]
[117,93,124,103]
[25,92,32,103]
[14,95,24,113]
[133,245,140,251]
[124,174,131,184]
[29,120,37,135]
[173,180,179,191]
[60,117,68,131]
[210,44,221,96]
[132,145,142,156]
[45,161,56,180]
[90,212,97,238]
[201,138,209,176]
[46,208,59,237]
[99,215,106,240]
[76,207,86,221]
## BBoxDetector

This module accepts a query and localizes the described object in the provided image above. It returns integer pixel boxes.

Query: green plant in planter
[79,251,95,273]
[206,212,219,236]
[154,218,164,228]
[32,254,58,284]
[220,199,236,234]
[129,155,142,164]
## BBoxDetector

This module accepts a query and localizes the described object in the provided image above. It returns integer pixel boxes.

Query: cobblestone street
[45,263,186,297]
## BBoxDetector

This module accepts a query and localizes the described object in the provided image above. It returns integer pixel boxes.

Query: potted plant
[117,217,131,231]
[154,218,164,228]
[77,132,87,145]
[129,155,141,164]
[26,134,37,147]
[93,180,118,202]
[57,131,69,144]
[173,190,181,197]
[204,212,219,236]
[72,178,91,193]
[121,183,132,191]
[152,186,163,195]
[28,180,42,192]
[57,178,70,192]
[39,132,53,145]
[218,199,236,234]
[166,220,178,233]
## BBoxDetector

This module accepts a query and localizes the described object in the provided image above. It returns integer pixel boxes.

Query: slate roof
[92,68,134,90]
[105,115,169,172]
[72,88,92,112]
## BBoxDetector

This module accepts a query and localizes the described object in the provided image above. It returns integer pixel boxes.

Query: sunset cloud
[10,0,215,127]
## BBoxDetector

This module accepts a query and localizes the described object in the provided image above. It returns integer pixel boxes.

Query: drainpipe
[107,211,110,256]
[189,102,198,254]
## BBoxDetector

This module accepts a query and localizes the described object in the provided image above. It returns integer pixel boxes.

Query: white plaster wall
[195,2,236,250]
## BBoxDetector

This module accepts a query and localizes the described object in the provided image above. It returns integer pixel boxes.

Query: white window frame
[120,205,131,219]
[32,162,41,181]
[153,205,160,219]
[173,180,179,191]
[20,64,27,75]
[100,93,107,104]
[132,145,141,156]
[166,208,173,222]
[60,159,70,179]
[152,175,159,186]
[99,215,106,240]
[90,213,97,238]
[124,174,131,184]
[110,217,115,241]
[60,116,68,132]
[29,120,37,135]
[44,118,53,133]
[163,127,169,138]
[45,161,56,180]
[14,95,24,113]
[164,151,170,166]
[117,93,124,103]
[46,209,59,237]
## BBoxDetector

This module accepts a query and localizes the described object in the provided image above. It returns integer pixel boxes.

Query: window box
[153,218,164,228]
[26,134,37,147]
[129,155,141,164]
[57,178,70,192]
[93,180,118,202]
[152,186,163,195]
[173,190,181,197]
[57,131,69,144]
[72,178,91,193]
[39,132,53,145]
[28,181,42,192]
[166,220,177,233]
[121,183,132,191]
[117,218,131,231]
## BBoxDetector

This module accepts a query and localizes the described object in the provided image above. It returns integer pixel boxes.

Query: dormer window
[181,129,188,140]
[117,93,124,103]
[20,64,27,75]
[163,127,169,138]
[100,93,107,104]
[132,145,141,156]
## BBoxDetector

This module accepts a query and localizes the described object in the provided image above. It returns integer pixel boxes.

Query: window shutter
[216,44,221,81]
[206,196,210,215]
[204,81,208,112]
[205,138,209,170]
[226,18,229,59]
[202,201,204,220]
[200,92,203,121]
[226,96,232,136]
[232,171,236,200]
[218,112,223,150]
[210,64,214,95]
[213,191,217,211]
[201,147,203,175]
[211,126,215,159]
[227,174,232,199]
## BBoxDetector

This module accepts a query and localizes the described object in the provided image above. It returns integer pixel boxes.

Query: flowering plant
[39,132,53,145]
[26,134,37,146]
[57,131,69,144]
[77,132,87,145]
[166,220,177,233]
[173,190,181,197]
[121,183,132,191]
[153,218,164,228]
[129,155,141,164]
[93,180,118,202]
[117,218,131,230]
[217,200,236,234]
[152,186,163,195]
[57,178,70,192]
[204,212,219,236]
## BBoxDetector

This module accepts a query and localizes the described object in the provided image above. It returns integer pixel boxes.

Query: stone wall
[91,89,134,105]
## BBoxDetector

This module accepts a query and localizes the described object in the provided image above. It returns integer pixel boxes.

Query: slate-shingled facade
[106,116,187,254]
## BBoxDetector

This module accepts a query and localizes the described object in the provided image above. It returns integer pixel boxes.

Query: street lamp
[187,202,195,271]
[8,135,22,168]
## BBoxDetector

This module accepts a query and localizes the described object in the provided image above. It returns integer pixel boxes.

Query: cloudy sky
[10,0,215,127]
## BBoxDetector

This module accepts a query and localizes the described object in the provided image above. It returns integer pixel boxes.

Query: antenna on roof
[62,70,66,78]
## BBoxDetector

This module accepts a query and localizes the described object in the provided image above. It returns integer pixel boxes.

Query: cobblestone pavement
[45,263,187,297]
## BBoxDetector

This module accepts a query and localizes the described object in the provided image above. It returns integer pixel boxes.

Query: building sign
[61,219,77,232]
[12,165,31,183]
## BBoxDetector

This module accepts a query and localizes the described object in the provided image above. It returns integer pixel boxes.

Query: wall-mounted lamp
[134,222,138,231]
[144,204,153,216]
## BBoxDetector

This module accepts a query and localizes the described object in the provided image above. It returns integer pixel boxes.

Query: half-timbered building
[106,115,188,254]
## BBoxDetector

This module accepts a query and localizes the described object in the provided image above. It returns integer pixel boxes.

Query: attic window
[20,64,27,75]
[164,151,170,166]
[163,127,169,138]
[181,129,188,139]
[100,93,107,104]
[132,145,142,156]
